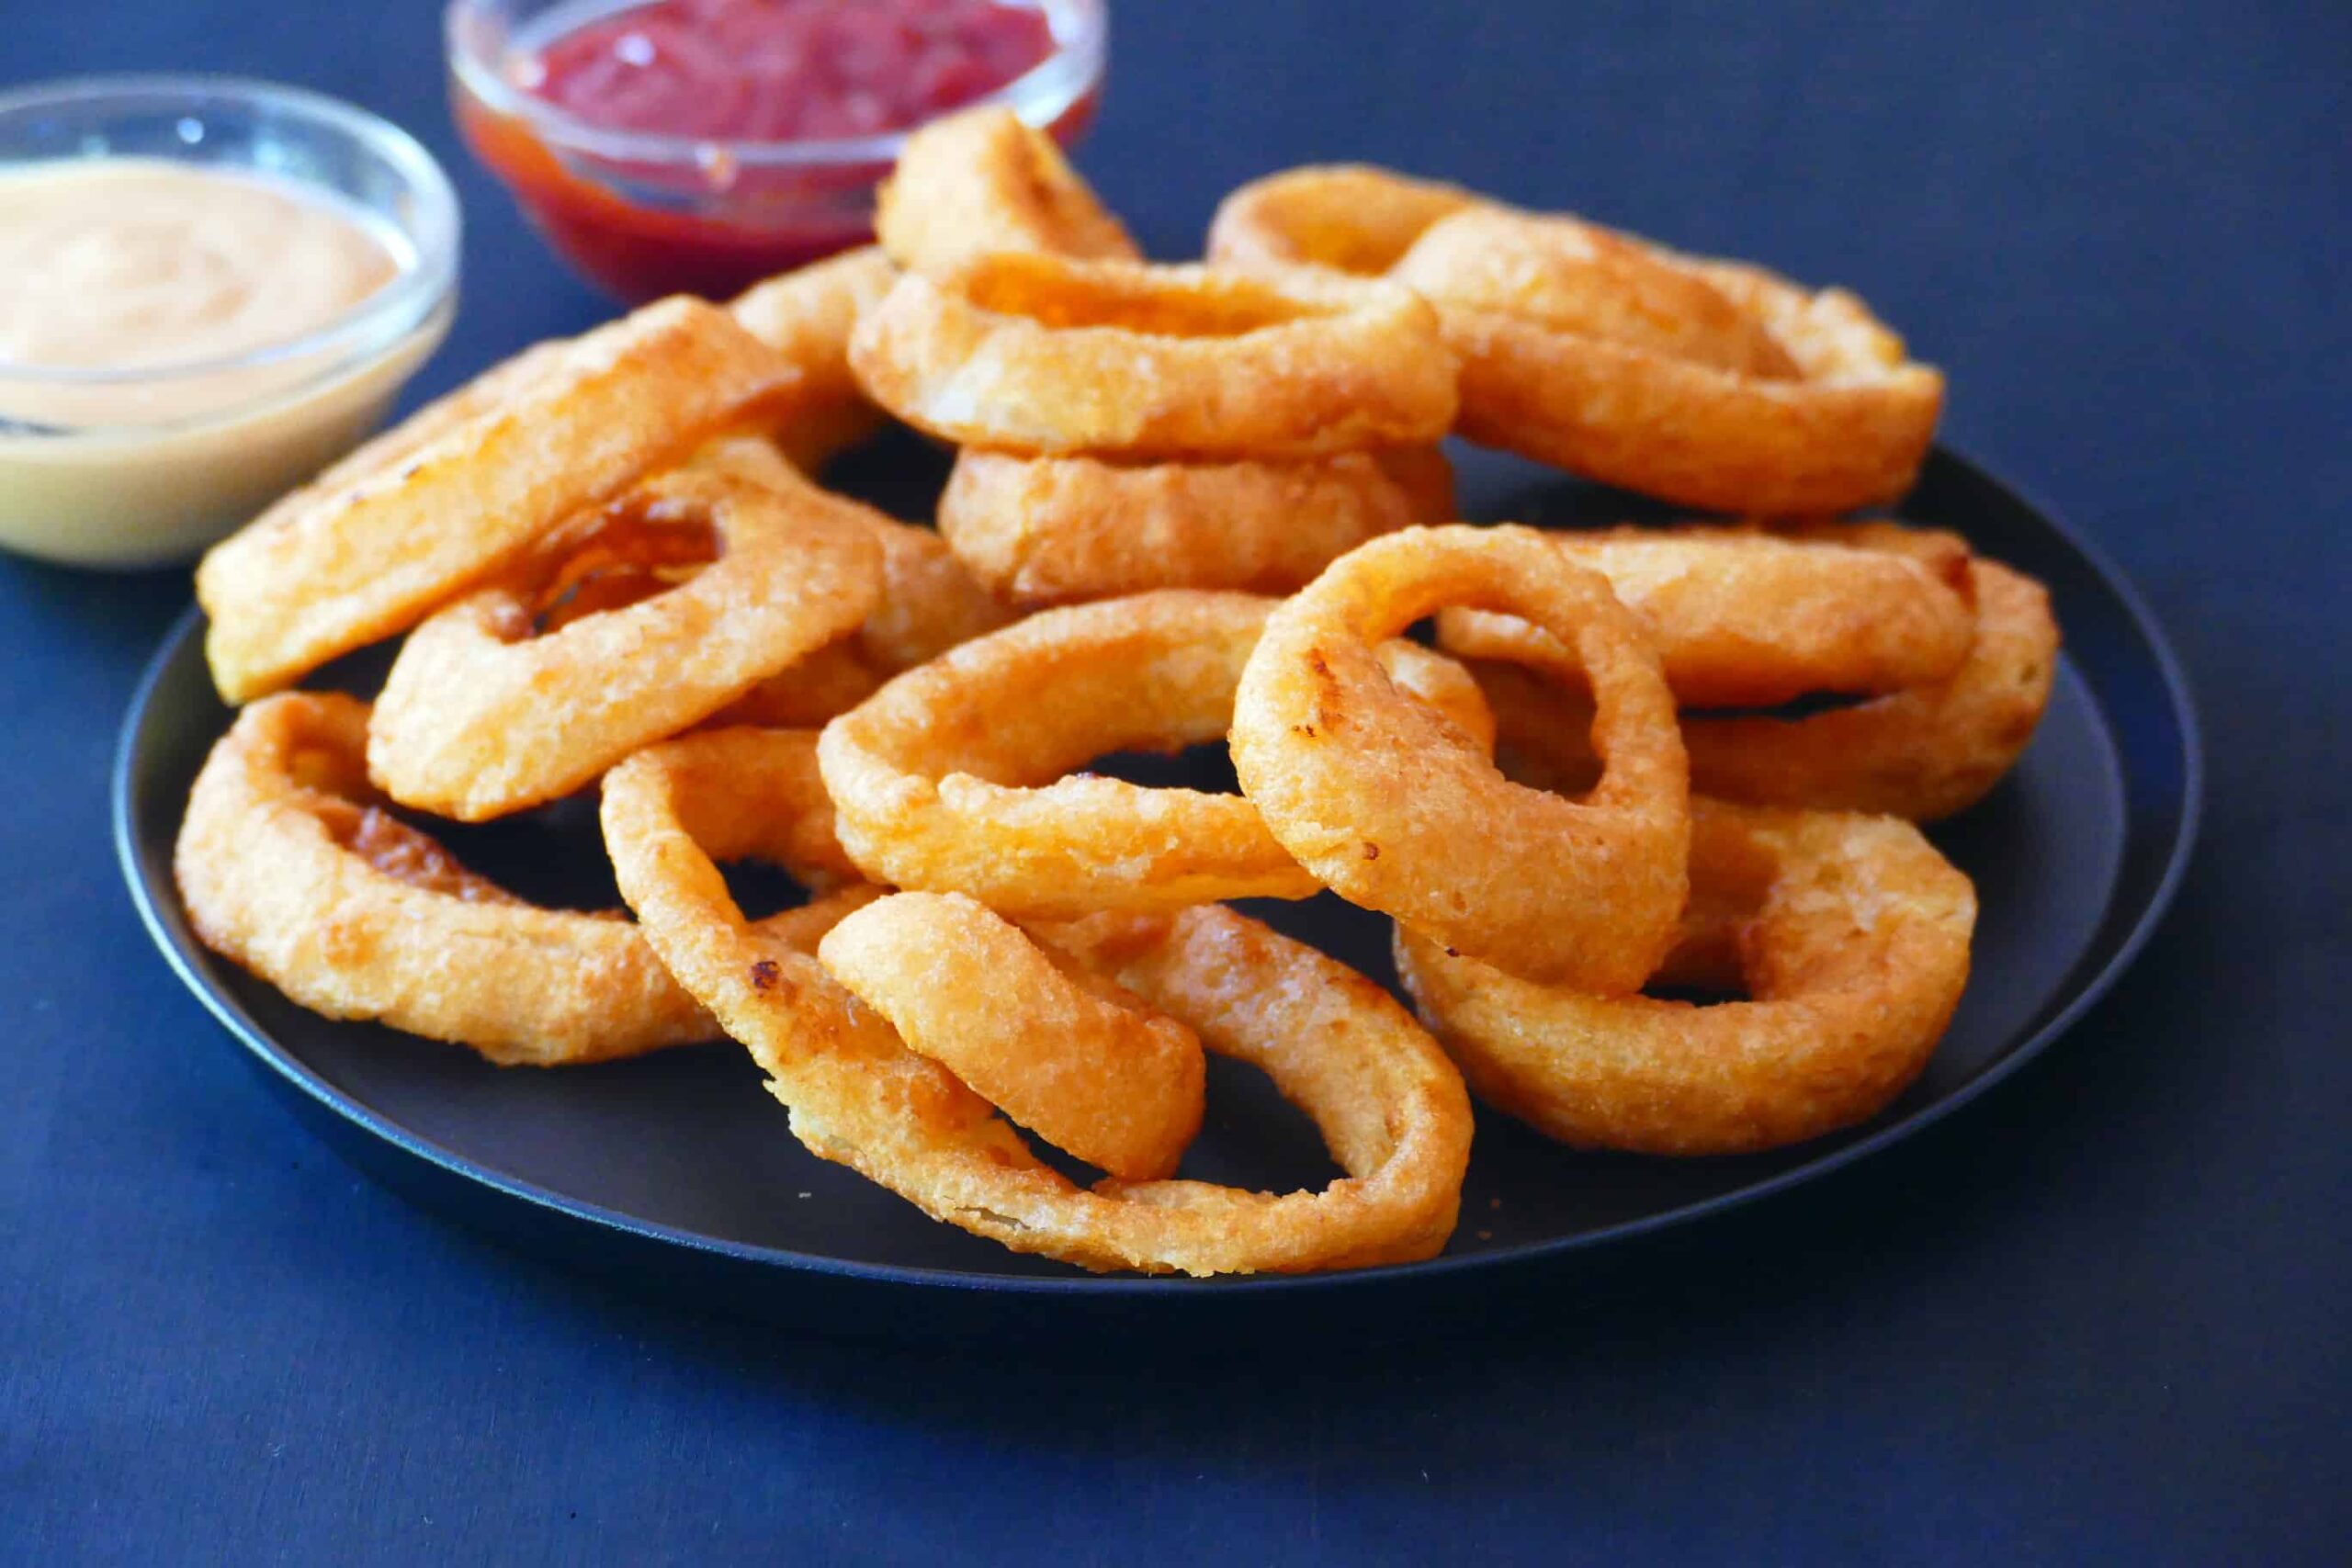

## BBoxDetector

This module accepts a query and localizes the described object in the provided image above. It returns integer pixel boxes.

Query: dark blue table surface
[6,2,2346,1562]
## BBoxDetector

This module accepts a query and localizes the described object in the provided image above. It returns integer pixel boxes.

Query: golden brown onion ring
[1230,524,1689,992]
[601,740,1473,1275]
[728,244,899,470]
[1395,798,1975,1154]
[1392,208,1944,514]
[366,468,882,821]
[1205,164,1484,281]
[848,252,1457,459]
[197,298,801,704]
[690,434,1015,672]
[819,891,1204,1181]
[1468,558,2058,822]
[1434,523,1977,707]
[935,445,1454,605]
[875,106,1138,275]
[817,590,1495,917]
[707,638,890,729]
[1396,209,1798,378]
[175,695,866,1066]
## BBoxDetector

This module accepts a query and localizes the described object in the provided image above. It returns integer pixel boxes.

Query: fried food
[171,130,2057,1267]
[817,589,1494,916]
[935,444,1454,604]
[1395,798,1976,1154]
[366,468,884,820]
[175,694,707,1065]
[196,297,803,704]
[1231,525,1689,992]
[1398,208,1799,378]
[848,252,1458,458]
[689,434,1014,672]
[602,739,1473,1274]
[875,106,1138,275]
[1470,558,2057,821]
[1434,523,1977,706]
[1205,164,1483,281]
[707,638,890,729]
[728,244,899,470]
[819,891,1204,1180]
[1391,208,1944,513]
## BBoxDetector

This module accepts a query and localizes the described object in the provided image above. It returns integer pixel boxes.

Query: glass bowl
[0,76,461,569]
[446,0,1107,301]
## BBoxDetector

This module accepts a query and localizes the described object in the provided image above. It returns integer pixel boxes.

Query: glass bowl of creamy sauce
[0,77,460,568]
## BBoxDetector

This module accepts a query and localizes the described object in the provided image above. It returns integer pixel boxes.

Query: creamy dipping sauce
[0,159,401,427]
[0,157,448,567]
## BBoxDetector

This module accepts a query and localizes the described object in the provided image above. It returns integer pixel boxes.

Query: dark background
[5,1,2346,1562]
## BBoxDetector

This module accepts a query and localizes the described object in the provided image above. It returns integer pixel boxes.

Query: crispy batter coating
[197,298,802,704]
[691,434,1015,673]
[1395,799,1976,1154]
[1232,525,1689,992]
[728,245,900,469]
[820,892,1204,1180]
[707,638,891,729]
[936,445,1454,605]
[603,737,1472,1274]
[1212,168,1943,514]
[1394,209,1944,513]
[875,106,1138,275]
[1472,558,2057,821]
[1396,208,1800,378]
[849,253,1457,458]
[1206,164,1483,280]
[1435,523,1977,706]
[817,590,1495,916]
[366,468,883,820]
[175,694,701,1065]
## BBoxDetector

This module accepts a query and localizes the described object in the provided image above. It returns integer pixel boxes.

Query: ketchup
[454,0,1092,302]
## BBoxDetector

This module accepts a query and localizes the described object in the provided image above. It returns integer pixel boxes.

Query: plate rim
[116,446,2204,1302]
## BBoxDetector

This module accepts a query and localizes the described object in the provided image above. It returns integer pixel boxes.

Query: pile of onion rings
[168,122,2064,1275]
[851,113,1465,606]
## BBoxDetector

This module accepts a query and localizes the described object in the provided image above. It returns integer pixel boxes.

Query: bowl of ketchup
[446,0,1106,302]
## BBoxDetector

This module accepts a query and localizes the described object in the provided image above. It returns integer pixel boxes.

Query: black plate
[116,445,2199,1342]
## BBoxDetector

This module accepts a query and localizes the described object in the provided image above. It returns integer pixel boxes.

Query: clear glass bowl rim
[0,74,461,397]
[444,0,1108,170]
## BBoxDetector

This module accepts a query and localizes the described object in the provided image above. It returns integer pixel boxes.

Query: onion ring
[1467,558,2057,821]
[728,244,899,470]
[1205,164,1484,281]
[847,252,1458,458]
[819,891,1204,1181]
[366,468,883,820]
[935,445,1454,604]
[1396,208,1799,378]
[1391,207,1944,513]
[875,106,1138,275]
[690,434,1014,671]
[707,637,889,729]
[1394,798,1976,1154]
[174,695,864,1066]
[196,297,803,704]
[1434,523,1977,706]
[817,590,1495,917]
[1230,524,1689,991]
[601,739,1473,1274]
